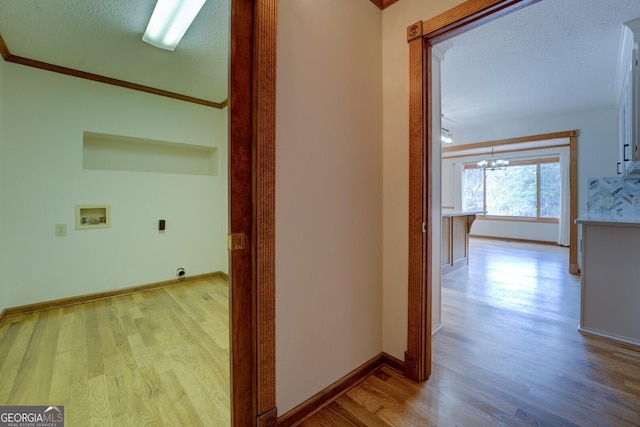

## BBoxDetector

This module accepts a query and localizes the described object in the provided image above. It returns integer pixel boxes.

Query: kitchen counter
[441,210,483,275]
[575,215,640,227]
[442,209,486,217]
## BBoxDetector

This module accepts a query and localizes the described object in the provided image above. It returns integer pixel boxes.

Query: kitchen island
[441,210,483,275]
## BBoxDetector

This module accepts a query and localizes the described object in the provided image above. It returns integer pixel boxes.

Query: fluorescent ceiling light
[143,0,206,51]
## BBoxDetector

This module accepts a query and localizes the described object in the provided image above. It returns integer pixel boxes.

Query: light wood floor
[302,238,640,426]
[0,278,230,426]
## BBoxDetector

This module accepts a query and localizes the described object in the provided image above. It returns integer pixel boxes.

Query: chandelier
[477,147,509,170]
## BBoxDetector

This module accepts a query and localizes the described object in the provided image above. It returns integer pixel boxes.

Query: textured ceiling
[0,0,230,103]
[440,0,640,131]
[3,0,638,120]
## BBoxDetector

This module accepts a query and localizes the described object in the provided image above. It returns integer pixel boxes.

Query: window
[464,158,561,221]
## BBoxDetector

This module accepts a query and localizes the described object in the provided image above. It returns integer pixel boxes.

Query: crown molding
[0,33,227,109]
[370,0,401,10]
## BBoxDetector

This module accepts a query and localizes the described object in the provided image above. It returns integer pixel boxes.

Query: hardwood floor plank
[86,305,105,379]
[67,304,90,425]
[105,368,129,420]
[303,401,366,426]
[0,321,24,372]
[156,369,207,427]
[49,311,75,403]
[10,310,61,404]
[89,374,112,426]
[307,239,640,426]
[334,394,391,426]
[0,278,230,426]
[347,380,431,425]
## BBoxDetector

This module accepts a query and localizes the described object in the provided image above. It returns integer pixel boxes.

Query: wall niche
[83,131,218,176]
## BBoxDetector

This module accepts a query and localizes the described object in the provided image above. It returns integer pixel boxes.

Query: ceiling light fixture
[441,128,453,144]
[142,0,206,51]
[477,147,509,170]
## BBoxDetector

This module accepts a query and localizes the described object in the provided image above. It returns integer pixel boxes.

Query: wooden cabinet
[620,18,640,174]
[576,218,640,347]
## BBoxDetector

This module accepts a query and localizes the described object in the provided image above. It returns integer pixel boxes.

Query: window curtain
[454,162,464,211]
[557,151,570,246]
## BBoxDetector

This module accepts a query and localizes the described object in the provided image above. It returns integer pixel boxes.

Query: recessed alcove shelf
[76,205,111,230]
[83,131,218,176]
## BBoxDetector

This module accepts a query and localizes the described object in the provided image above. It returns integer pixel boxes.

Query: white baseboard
[432,323,443,335]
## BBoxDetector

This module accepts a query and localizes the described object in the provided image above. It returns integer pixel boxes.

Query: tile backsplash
[587,176,640,219]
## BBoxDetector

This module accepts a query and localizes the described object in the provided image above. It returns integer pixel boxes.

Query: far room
[434,0,640,350]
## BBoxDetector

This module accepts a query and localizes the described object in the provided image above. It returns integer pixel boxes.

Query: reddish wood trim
[383,0,402,9]
[370,0,401,10]
[230,0,277,424]
[277,353,393,426]
[423,0,542,44]
[407,0,541,386]
[257,409,278,427]
[0,34,9,60]
[0,272,224,328]
[254,0,278,421]
[445,144,569,160]
[441,130,578,154]
[0,34,226,109]
[229,0,257,424]
[470,235,562,246]
[405,21,429,383]
[407,21,424,43]
[382,351,406,373]
[569,134,580,275]
[578,328,640,352]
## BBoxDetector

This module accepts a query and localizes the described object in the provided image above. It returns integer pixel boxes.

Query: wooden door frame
[229,0,277,425]
[405,0,543,383]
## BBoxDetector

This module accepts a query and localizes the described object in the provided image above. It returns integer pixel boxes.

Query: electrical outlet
[55,223,67,236]
[601,196,614,208]
[633,197,640,206]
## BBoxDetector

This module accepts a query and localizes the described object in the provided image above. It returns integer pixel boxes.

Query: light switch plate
[55,223,67,236]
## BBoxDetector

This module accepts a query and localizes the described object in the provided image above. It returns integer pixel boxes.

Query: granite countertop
[575,215,640,227]
[441,209,485,217]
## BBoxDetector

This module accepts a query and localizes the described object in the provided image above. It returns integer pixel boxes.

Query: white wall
[471,219,559,242]
[0,58,5,313]
[381,0,466,362]
[275,0,383,414]
[451,107,619,219]
[1,62,228,308]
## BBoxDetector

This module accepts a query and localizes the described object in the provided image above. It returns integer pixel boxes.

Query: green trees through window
[464,159,561,220]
